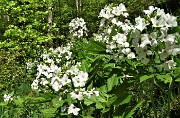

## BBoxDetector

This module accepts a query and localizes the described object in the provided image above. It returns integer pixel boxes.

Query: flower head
[68,104,80,116]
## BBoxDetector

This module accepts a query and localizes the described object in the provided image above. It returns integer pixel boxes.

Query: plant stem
[150,77,157,118]
[167,76,175,117]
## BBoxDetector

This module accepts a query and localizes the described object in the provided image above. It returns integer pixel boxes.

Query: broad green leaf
[86,40,106,54]
[52,98,64,108]
[107,74,119,91]
[140,74,154,83]
[96,102,104,109]
[175,78,180,82]
[157,74,172,83]
[0,102,8,106]
[84,99,94,106]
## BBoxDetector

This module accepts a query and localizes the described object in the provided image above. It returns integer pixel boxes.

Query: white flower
[51,76,62,91]
[78,71,88,81]
[40,78,49,85]
[3,94,13,102]
[61,74,71,86]
[143,6,156,16]
[151,16,166,27]
[162,60,176,70]
[69,17,88,38]
[31,79,39,90]
[122,48,131,55]
[135,16,147,31]
[163,34,176,43]
[67,65,79,75]
[156,8,165,16]
[163,13,177,27]
[72,76,86,87]
[127,52,136,59]
[140,34,151,48]
[99,5,114,19]
[112,6,122,16]
[68,104,80,116]
[51,80,62,91]
[169,48,180,56]
[70,91,83,100]
[118,3,127,12]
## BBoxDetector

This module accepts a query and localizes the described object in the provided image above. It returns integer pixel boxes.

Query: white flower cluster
[3,94,13,102]
[69,17,88,38]
[31,44,99,116]
[95,3,179,70]
[98,3,132,33]
[144,6,177,28]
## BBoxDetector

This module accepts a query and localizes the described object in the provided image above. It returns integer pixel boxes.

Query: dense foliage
[0,0,180,117]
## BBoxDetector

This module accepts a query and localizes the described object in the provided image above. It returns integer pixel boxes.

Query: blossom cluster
[3,94,13,102]
[69,17,88,38]
[95,4,179,70]
[31,43,99,116]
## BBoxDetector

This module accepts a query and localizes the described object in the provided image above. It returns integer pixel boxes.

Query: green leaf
[140,74,155,83]
[52,99,64,108]
[168,26,180,34]
[84,99,94,106]
[41,108,57,118]
[107,74,119,91]
[82,116,94,118]
[120,95,132,105]
[175,78,180,82]
[86,40,106,54]
[0,102,8,106]
[157,74,172,83]
[113,93,132,106]
[14,97,24,107]
[125,100,144,118]
[96,102,104,109]
[81,60,89,72]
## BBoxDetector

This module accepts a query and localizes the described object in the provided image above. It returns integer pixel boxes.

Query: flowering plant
[69,18,88,38]
[30,43,99,117]
[88,3,180,117]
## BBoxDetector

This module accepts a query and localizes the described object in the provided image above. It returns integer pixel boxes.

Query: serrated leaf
[107,74,119,91]
[84,98,94,106]
[96,102,104,109]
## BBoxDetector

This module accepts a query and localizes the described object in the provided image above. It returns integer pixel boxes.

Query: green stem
[150,77,157,118]
[167,76,175,117]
